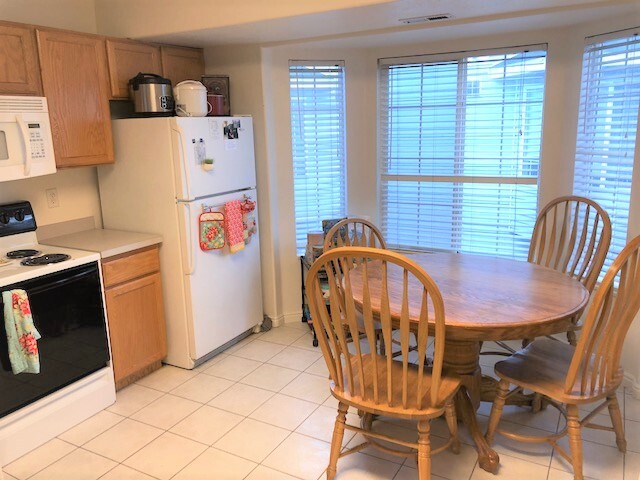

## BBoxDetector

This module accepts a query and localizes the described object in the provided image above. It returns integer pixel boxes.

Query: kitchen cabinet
[106,39,162,99]
[0,22,42,96]
[102,245,167,390]
[160,45,204,85]
[36,28,114,167]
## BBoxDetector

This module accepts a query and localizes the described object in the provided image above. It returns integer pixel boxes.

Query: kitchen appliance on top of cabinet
[98,116,262,369]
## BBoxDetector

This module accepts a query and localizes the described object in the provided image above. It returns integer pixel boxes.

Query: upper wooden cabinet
[37,29,114,167]
[0,23,42,96]
[106,39,162,99]
[160,45,204,86]
[0,20,205,169]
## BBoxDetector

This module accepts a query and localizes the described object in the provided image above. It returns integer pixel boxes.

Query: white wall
[0,0,97,33]
[0,0,103,228]
[0,168,101,227]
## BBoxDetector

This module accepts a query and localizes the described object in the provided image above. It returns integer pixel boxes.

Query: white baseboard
[262,313,299,328]
[262,312,305,328]
[624,372,640,399]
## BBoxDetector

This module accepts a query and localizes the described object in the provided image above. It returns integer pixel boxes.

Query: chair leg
[417,420,431,480]
[444,401,460,454]
[485,379,509,445]
[566,404,584,480]
[327,402,348,480]
[607,394,627,453]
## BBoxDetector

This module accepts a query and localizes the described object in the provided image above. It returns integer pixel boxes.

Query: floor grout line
[6,328,639,480]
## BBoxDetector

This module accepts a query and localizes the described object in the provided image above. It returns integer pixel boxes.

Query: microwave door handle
[15,114,31,176]
[182,202,195,275]
[171,125,192,200]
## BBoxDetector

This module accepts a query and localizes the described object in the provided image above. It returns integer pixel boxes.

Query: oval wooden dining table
[348,252,589,473]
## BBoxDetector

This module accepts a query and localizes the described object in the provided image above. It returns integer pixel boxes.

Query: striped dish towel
[225,200,245,254]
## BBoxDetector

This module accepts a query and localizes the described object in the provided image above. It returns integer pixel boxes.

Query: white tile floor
[3,323,640,480]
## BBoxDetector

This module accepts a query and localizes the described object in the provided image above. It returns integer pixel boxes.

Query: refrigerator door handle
[172,124,192,200]
[182,202,196,275]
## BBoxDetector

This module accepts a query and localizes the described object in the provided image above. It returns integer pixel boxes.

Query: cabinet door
[160,45,204,86]
[36,29,114,167]
[106,39,162,99]
[0,23,42,96]
[105,272,167,384]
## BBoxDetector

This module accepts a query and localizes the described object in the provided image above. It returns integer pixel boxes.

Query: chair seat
[494,338,623,404]
[331,353,461,419]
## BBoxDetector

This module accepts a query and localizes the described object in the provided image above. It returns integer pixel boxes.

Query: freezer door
[171,117,256,201]
[178,188,263,361]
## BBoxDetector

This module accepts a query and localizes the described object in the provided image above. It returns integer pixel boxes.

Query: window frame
[572,29,640,276]
[377,45,548,258]
[289,60,348,253]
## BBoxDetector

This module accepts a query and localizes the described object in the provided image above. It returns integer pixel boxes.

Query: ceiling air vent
[399,13,454,25]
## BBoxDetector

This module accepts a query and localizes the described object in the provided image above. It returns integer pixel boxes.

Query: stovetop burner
[21,254,71,266]
[6,249,41,259]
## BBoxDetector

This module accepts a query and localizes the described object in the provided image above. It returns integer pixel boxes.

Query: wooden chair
[485,234,640,480]
[486,196,611,355]
[323,218,416,357]
[307,246,461,480]
[323,218,387,252]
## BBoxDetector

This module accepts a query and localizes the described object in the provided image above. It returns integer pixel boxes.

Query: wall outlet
[46,188,59,208]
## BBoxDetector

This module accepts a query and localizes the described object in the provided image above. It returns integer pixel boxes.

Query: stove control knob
[0,212,9,224]
[14,209,25,221]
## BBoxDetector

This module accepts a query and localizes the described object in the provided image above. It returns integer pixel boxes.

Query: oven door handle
[18,267,96,296]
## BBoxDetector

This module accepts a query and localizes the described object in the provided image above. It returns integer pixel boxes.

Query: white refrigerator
[98,116,263,369]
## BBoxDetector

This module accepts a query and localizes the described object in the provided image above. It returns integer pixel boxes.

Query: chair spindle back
[323,218,387,253]
[528,196,611,294]
[307,247,447,408]
[565,234,640,396]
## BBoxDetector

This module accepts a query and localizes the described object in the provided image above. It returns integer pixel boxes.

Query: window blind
[379,47,547,259]
[573,31,640,276]
[290,61,347,251]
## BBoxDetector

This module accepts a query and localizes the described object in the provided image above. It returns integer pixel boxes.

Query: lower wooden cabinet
[102,245,167,389]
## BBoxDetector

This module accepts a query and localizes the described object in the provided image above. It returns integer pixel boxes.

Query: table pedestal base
[444,339,499,474]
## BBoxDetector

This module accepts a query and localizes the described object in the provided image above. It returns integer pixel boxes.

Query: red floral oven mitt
[199,211,225,250]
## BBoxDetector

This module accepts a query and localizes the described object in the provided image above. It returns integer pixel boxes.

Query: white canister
[173,80,210,117]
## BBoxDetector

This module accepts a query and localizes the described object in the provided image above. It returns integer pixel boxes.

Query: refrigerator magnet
[199,212,225,250]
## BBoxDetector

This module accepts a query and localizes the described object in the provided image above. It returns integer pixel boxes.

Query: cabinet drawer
[102,245,160,287]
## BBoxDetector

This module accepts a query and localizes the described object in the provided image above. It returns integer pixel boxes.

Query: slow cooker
[129,73,174,116]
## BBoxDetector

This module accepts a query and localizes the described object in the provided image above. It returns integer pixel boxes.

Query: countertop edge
[42,229,163,260]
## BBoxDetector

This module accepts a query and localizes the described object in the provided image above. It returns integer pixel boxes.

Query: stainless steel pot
[129,73,174,116]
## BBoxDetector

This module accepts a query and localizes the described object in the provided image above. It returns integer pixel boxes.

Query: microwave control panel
[28,123,47,159]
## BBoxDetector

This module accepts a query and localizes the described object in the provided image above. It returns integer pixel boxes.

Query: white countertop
[42,229,162,259]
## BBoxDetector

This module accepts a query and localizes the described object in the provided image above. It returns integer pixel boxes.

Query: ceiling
[94,0,640,48]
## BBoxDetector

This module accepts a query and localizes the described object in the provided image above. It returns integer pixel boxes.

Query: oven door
[0,262,110,419]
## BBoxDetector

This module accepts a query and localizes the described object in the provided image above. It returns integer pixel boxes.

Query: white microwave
[0,95,56,182]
